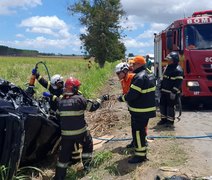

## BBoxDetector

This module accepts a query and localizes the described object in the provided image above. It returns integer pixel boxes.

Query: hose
[26,61,51,97]
[93,135,212,142]
[35,61,51,81]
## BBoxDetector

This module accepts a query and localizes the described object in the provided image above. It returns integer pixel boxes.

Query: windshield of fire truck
[185,24,212,50]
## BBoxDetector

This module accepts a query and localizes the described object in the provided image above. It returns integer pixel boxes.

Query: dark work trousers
[54,132,93,180]
[160,92,177,123]
[130,115,148,146]
[131,115,149,158]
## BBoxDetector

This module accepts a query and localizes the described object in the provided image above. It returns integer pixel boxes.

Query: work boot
[126,141,134,148]
[157,119,168,126]
[165,121,174,128]
[128,156,147,164]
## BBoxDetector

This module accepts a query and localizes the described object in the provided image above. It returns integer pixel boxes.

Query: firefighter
[115,62,135,148]
[32,68,63,111]
[32,69,81,164]
[157,51,184,127]
[54,76,109,179]
[115,62,135,95]
[145,54,153,70]
[118,56,156,163]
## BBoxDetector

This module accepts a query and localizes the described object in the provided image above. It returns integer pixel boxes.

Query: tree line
[0,45,39,56]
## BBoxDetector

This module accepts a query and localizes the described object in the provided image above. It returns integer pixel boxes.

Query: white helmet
[50,74,63,89]
[115,62,129,73]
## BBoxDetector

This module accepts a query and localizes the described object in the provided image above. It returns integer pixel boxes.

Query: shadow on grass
[111,146,134,155]
[150,124,175,132]
[112,157,147,176]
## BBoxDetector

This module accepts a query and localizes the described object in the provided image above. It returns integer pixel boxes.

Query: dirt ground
[83,75,212,180]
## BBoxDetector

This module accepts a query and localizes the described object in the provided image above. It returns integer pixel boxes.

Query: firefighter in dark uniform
[54,76,109,180]
[32,68,64,111]
[32,69,81,164]
[118,55,156,164]
[157,51,184,127]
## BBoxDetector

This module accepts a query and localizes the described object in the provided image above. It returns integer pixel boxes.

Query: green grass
[65,151,113,179]
[0,56,117,98]
[0,165,46,180]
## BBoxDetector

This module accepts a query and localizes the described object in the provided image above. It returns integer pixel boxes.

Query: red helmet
[64,77,81,95]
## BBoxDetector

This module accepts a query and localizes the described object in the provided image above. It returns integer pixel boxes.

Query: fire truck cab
[154,10,212,104]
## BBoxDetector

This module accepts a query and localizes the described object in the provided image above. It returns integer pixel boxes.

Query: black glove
[101,94,109,101]
[117,95,123,102]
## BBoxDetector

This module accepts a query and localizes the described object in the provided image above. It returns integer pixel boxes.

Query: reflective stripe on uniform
[72,151,80,155]
[122,95,126,102]
[53,95,57,101]
[86,101,92,111]
[131,84,156,94]
[135,131,147,152]
[74,143,79,151]
[161,114,167,118]
[82,153,93,158]
[60,110,84,116]
[162,88,180,94]
[135,152,146,156]
[38,75,42,81]
[161,88,171,93]
[171,76,183,80]
[167,116,174,121]
[57,161,69,168]
[61,126,87,136]
[47,81,50,90]
[141,86,156,93]
[163,75,183,80]
[131,84,142,93]
[135,147,147,151]
[96,98,102,104]
[173,87,180,93]
[128,106,156,113]
[72,155,81,159]
[146,68,152,73]
[136,131,142,149]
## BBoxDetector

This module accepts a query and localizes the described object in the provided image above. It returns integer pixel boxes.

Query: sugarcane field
[0,56,212,180]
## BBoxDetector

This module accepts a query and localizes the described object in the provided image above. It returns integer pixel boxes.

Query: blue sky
[0,0,211,56]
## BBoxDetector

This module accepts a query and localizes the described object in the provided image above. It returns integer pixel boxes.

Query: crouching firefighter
[54,76,109,180]
[157,51,184,127]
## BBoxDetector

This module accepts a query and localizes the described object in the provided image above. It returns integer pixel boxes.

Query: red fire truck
[154,10,212,104]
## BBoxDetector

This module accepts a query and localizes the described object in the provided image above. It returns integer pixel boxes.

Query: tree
[68,0,126,67]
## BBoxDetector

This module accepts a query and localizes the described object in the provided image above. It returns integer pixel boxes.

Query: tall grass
[0,56,117,98]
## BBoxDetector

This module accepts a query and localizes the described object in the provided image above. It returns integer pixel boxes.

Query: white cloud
[121,0,212,55]
[20,16,67,30]
[2,14,81,53]
[121,0,212,24]
[26,27,58,37]
[0,0,42,15]
[2,35,81,53]
[16,34,25,38]
[20,16,71,38]
[137,23,167,39]
[121,15,144,31]
[123,37,152,48]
